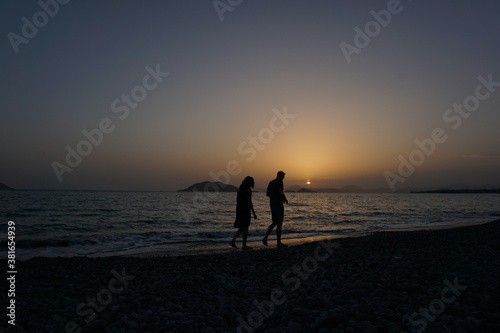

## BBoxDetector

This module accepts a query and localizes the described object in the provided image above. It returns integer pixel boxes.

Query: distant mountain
[444,183,500,190]
[397,184,500,193]
[178,181,238,192]
[311,185,368,193]
[412,188,500,194]
[285,185,368,193]
[0,182,13,190]
[281,183,500,194]
[286,185,318,193]
[297,187,317,193]
[286,185,302,192]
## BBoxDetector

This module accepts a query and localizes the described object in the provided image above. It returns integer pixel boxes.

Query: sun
[306,180,311,185]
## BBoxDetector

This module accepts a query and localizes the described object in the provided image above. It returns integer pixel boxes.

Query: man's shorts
[270,205,284,224]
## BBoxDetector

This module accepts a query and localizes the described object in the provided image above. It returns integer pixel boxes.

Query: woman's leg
[242,227,248,247]
[242,226,253,249]
[229,228,243,247]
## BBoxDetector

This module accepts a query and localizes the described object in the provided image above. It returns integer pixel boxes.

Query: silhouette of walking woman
[229,176,257,250]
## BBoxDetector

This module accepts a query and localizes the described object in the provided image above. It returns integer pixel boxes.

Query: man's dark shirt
[266,179,283,206]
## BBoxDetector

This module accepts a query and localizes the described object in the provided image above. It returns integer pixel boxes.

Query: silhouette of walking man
[263,171,288,247]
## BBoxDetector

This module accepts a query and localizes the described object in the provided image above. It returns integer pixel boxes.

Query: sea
[1,190,499,260]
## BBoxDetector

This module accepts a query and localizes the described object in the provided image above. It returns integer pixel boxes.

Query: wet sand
[124,219,492,258]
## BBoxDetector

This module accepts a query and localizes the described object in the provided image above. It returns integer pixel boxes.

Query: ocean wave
[196,231,232,239]
[287,203,310,207]
[3,191,499,258]
[0,238,98,248]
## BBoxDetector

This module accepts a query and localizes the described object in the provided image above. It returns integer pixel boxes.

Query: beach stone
[114,316,128,328]
[292,307,306,316]
[387,323,402,333]
[218,306,231,318]
[357,320,377,333]
[52,314,66,324]
[377,289,391,299]
[170,304,183,312]
[6,325,27,333]
[87,319,108,329]
[173,311,184,319]
[486,323,500,331]
[354,311,370,322]
[62,296,72,307]
[287,321,301,333]
[321,282,333,290]
[144,313,158,323]
[130,311,142,321]
[323,313,346,328]
[466,316,482,326]
[455,319,479,333]
[125,320,140,330]
[101,313,112,322]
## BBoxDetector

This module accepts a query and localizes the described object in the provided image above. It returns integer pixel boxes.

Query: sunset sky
[1,0,500,191]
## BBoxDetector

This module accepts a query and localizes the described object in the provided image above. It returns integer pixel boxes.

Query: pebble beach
[4,219,500,333]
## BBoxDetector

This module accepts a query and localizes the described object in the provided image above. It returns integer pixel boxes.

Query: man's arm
[279,188,288,204]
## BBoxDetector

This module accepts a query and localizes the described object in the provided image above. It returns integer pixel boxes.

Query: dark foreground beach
[3,220,500,333]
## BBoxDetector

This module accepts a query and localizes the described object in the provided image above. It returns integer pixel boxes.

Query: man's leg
[276,205,286,247]
[263,206,279,246]
[276,222,282,243]
[263,222,276,246]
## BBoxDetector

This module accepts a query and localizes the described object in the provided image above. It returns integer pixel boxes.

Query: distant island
[286,187,317,193]
[0,182,13,190]
[283,184,500,193]
[178,181,238,192]
[285,185,370,193]
[412,188,500,194]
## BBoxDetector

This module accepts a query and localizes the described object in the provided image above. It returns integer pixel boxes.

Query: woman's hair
[239,176,255,191]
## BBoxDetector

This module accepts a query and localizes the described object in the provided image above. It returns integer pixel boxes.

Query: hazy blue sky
[1,0,500,191]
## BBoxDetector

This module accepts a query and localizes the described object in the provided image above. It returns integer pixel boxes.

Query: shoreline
[10,218,495,261]
[112,218,494,258]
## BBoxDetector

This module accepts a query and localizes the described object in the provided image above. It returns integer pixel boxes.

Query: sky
[1,0,500,191]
